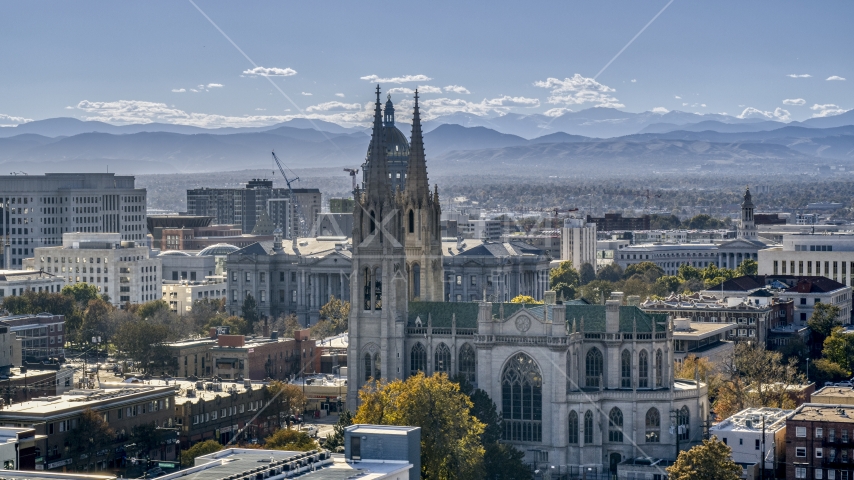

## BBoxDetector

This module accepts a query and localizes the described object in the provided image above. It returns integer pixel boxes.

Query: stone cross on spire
[405,89,430,203]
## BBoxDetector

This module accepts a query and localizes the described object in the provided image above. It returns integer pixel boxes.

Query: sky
[0,1,851,128]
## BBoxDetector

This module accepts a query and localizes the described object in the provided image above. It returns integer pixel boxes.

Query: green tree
[81,298,114,345]
[484,443,532,480]
[578,263,596,286]
[683,214,727,230]
[821,326,854,374]
[242,294,260,333]
[655,275,682,295]
[70,408,114,471]
[578,280,615,304]
[200,314,249,336]
[677,264,702,281]
[265,381,307,427]
[264,428,318,451]
[813,358,850,385]
[113,319,173,374]
[509,295,543,305]
[62,283,100,304]
[735,258,758,277]
[180,440,223,467]
[666,436,741,480]
[649,214,682,230]
[355,373,485,480]
[318,296,350,333]
[281,314,302,337]
[623,261,664,281]
[595,263,623,282]
[130,423,169,462]
[135,299,171,320]
[323,410,353,451]
[808,303,843,351]
[549,261,580,300]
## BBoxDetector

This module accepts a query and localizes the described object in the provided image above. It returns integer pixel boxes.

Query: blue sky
[0,1,851,127]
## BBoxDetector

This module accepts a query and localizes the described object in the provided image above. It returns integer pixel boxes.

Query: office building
[561,217,597,270]
[0,270,65,299]
[586,213,650,232]
[208,329,319,380]
[30,233,161,307]
[0,313,65,361]
[0,173,147,269]
[759,233,854,289]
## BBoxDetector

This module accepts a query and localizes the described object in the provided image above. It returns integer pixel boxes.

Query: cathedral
[347,87,709,476]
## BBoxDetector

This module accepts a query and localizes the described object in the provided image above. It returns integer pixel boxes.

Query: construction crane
[343,168,359,191]
[271,151,308,239]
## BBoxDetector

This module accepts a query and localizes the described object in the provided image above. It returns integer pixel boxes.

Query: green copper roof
[406,301,666,333]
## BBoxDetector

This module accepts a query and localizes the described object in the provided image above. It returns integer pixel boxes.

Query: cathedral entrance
[609,452,621,477]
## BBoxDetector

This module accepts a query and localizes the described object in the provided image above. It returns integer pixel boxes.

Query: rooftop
[811,386,854,403]
[710,407,791,433]
[790,403,854,423]
[671,322,736,339]
[100,378,266,406]
[0,385,173,416]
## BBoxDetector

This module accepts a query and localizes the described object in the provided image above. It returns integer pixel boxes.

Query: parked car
[835,381,854,388]
[302,424,319,437]
[145,467,164,478]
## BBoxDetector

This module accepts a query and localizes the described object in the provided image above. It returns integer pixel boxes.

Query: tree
[735,258,758,277]
[821,326,854,375]
[281,314,302,337]
[578,280,614,304]
[666,436,741,480]
[264,428,318,451]
[81,298,114,345]
[265,381,307,427]
[578,263,596,286]
[70,408,114,471]
[188,298,226,332]
[323,410,353,451]
[683,214,727,230]
[200,314,249,336]
[675,355,723,404]
[595,263,623,282]
[113,319,173,374]
[623,262,664,281]
[549,261,580,300]
[813,358,850,386]
[677,264,702,282]
[655,275,682,295]
[808,303,842,352]
[355,373,485,480]
[241,294,260,333]
[319,296,350,333]
[135,299,171,320]
[62,283,100,304]
[130,423,168,462]
[484,443,532,480]
[181,440,222,467]
[509,295,543,305]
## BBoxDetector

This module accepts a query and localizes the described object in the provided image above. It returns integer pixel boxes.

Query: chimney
[543,291,557,305]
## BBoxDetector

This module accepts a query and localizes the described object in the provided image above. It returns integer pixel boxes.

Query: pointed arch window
[363,268,372,311]
[408,209,415,233]
[645,408,660,443]
[434,343,451,373]
[677,406,690,441]
[410,343,426,376]
[584,410,594,444]
[620,350,632,388]
[373,267,382,310]
[655,349,663,387]
[458,343,476,383]
[568,411,579,444]
[639,350,649,388]
[608,408,624,443]
[501,353,542,442]
[411,263,421,300]
[369,210,376,234]
[586,348,603,388]
[364,353,373,382]
[373,353,381,380]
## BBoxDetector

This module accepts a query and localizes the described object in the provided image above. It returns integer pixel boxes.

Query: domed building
[361,94,410,192]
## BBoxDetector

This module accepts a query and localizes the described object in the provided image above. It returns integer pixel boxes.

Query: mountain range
[0,107,852,176]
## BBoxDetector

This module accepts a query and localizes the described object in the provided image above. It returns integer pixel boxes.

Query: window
[608,408,624,442]
[677,406,690,441]
[817,469,823,479]
[501,353,542,442]
[458,344,476,383]
[795,446,806,457]
[434,343,451,372]
[584,410,593,444]
[586,348,603,388]
[410,343,426,376]
[639,350,649,388]
[471,275,477,286]
[568,411,578,444]
[645,408,660,443]
[816,448,823,458]
[655,349,663,387]
[455,275,462,285]
[817,427,823,438]
[621,350,631,388]
[408,209,414,233]
[794,467,806,479]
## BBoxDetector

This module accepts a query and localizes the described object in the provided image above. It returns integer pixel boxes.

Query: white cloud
[360,74,431,84]
[171,88,186,93]
[207,83,223,88]
[701,104,707,107]
[444,85,471,94]
[255,108,266,111]
[737,107,791,121]
[630,79,637,83]
[305,101,363,113]
[786,74,811,78]
[810,103,847,117]
[827,76,846,81]
[335,93,345,98]
[0,113,32,126]
[190,89,199,93]
[674,95,681,99]
[534,74,624,108]
[544,108,572,117]
[652,107,669,114]
[242,66,297,77]
[388,85,443,95]
[484,95,540,108]
[783,98,806,106]
[74,99,375,128]
[301,92,313,96]
[387,87,415,95]
[64,106,74,110]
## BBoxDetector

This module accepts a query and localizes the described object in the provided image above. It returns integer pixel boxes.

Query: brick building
[786,402,854,480]
[208,329,319,381]
[0,313,66,361]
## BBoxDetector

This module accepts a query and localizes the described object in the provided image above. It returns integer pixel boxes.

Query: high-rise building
[0,173,147,269]
[186,180,319,238]
[561,217,597,271]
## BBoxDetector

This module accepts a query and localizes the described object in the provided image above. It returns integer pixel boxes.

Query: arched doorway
[609,452,622,476]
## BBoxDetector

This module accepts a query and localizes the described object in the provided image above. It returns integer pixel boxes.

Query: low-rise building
[209,329,319,381]
[0,426,41,471]
[162,280,227,315]
[812,386,854,406]
[0,270,65,299]
[0,384,176,472]
[709,407,791,476]
[669,317,736,366]
[291,374,347,415]
[785,402,854,480]
[163,337,217,378]
[0,313,65,361]
[30,233,161,308]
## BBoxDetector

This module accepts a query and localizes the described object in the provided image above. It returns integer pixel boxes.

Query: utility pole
[760,414,766,480]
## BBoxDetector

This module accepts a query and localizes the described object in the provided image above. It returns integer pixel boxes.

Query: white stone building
[0,270,65,299]
[562,217,597,271]
[709,407,790,472]
[30,233,161,307]
[758,233,854,288]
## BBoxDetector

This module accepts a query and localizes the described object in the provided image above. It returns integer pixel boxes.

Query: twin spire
[364,86,430,204]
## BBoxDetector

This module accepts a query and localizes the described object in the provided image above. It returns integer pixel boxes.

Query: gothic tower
[738,186,757,240]
[347,86,409,408]
[400,90,444,302]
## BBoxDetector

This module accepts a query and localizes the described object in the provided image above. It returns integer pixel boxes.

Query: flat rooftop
[0,385,172,416]
[672,322,736,339]
[710,407,791,433]
[812,386,854,404]
[100,378,267,406]
[790,403,854,423]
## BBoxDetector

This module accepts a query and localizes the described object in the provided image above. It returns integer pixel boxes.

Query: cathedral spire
[365,85,390,200]
[405,90,430,202]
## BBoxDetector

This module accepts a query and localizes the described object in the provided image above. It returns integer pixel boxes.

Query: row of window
[794,467,850,479]
[796,426,851,442]
[774,259,854,279]
[192,400,264,425]
[587,348,664,389]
